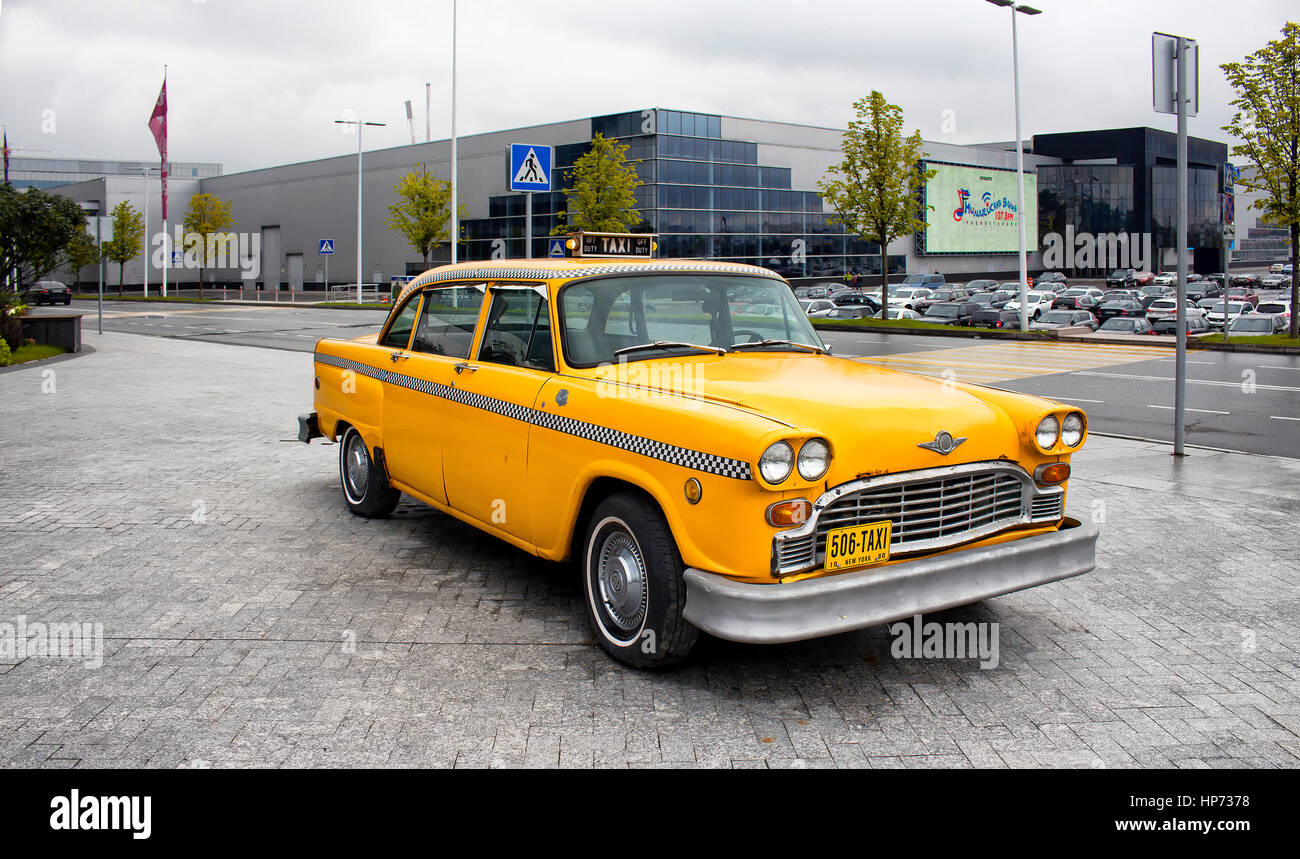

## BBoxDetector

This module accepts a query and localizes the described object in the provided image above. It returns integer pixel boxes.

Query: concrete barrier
[20,314,82,353]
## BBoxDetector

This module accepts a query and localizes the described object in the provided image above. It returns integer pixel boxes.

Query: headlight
[1035,415,1060,450]
[797,438,831,481]
[1061,412,1085,447]
[759,441,794,484]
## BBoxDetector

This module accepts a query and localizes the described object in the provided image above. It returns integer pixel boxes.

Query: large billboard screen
[921,162,1037,255]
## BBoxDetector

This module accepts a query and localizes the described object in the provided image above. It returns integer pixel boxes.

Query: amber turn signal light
[766,499,811,527]
[1034,463,1071,484]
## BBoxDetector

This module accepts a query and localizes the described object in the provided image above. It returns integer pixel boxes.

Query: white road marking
[1148,404,1230,415]
[1269,415,1300,422]
[1261,365,1300,371]
[1074,370,1300,393]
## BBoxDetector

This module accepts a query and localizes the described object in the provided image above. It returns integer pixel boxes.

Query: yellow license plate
[824,520,892,571]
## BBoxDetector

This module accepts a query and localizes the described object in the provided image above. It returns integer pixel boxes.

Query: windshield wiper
[613,340,727,357]
[729,339,824,354]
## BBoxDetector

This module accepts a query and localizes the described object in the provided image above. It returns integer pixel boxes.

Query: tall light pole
[335,118,386,304]
[986,0,1040,332]
[450,0,459,264]
[135,166,158,298]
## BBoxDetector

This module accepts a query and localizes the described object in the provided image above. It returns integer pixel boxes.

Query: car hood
[600,353,1036,474]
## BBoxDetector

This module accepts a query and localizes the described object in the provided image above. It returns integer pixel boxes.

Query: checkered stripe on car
[398,263,783,303]
[314,353,754,481]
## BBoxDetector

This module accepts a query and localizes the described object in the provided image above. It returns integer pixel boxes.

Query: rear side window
[379,295,421,349]
[411,285,486,357]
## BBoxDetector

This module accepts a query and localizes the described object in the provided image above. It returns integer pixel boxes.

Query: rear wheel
[339,426,400,517]
[581,493,698,668]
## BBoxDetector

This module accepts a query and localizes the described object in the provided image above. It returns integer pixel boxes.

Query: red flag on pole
[148,78,168,219]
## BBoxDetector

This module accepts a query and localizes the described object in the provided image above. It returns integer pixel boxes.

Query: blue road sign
[509,143,553,192]
[548,238,566,258]
[319,239,335,255]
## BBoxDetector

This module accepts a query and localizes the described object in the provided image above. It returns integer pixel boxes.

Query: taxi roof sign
[569,231,656,259]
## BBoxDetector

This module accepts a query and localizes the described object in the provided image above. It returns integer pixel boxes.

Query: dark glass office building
[1034,128,1229,273]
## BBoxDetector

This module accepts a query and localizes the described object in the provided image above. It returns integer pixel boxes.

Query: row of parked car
[795,272,1293,337]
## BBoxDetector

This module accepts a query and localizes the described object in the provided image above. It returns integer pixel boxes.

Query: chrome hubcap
[345,435,369,497]
[596,530,647,633]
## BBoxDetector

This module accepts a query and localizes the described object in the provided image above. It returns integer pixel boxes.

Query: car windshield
[1258,303,1287,314]
[1110,270,1129,278]
[1040,311,1074,324]
[560,274,823,364]
[1215,302,1247,313]
[1231,317,1274,332]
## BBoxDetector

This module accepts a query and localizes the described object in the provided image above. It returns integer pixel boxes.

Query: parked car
[889,287,933,310]
[1036,272,1068,288]
[964,278,1000,293]
[876,307,923,321]
[1052,288,1103,310]
[1255,300,1291,323]
[1003,291,1055,320]
[1106,268,1138,288]
[1097,316,1155,335]
[1227,313,1289,337]
[299,248,1097,667]
[1030,310,1099,331]
[1224,288,1259,308]
[967,292,1002,309]
[1205,301,1252,328]
[1206,273,1227,286]
[1152,272,1177,286]
[1145,298,1206,322]
[1133,271,1155,286]
[804,299,837,317]
[1152,315,1212,336]
[22,280,73,306]
[1095,299,1146,322]
[969,308,1022,329]
[897,273,946,290]
[914,288,963,313]
[1185,284,1221,302]
[1270,263,1287,274]
[921,301,978,326]
[1260,273,1289,289]
[1231,272,1260,287]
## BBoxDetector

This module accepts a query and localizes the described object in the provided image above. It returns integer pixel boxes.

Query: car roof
[397,257,783,303]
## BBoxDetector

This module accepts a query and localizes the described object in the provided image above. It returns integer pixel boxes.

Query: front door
[441,284,555,543]
[382,283,488,505]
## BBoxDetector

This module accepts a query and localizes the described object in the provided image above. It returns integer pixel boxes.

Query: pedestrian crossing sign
[509,143,553,192]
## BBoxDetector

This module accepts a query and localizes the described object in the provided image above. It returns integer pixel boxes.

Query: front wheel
[338,426,400,517]
[581,493,699,668]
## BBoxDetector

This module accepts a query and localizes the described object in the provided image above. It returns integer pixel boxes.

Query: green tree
[182,192,237,298]
[0,185,89,291]
[552,132,643,236]
[65,228,100,290]
[386,169,463,269]
[818,91,935,317]
[103,201,145,297]
[1222,22,1300,338]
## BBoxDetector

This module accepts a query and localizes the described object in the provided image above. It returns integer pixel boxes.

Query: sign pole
[95,215,103,335]
[526,191,533,259]
[1173,35,1188,457]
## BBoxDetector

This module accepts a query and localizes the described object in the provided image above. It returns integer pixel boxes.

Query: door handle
[453,362,478,374]
[390,351,408,362]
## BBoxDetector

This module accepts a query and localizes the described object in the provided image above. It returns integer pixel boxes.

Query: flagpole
[142,168,149,298]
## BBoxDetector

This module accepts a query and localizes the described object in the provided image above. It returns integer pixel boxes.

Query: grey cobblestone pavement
[1,332,1298,768]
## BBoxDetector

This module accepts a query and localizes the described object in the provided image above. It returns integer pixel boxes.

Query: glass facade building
[462,110,904,279]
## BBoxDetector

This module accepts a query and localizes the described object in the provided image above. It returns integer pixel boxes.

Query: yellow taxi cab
[298,232,1098,668]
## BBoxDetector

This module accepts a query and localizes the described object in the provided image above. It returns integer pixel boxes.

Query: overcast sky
[1,0,1293,174]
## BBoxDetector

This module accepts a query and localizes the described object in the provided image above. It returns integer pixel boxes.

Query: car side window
[477,288,555,372]
[379,294,421,349]
[410,285,486,357]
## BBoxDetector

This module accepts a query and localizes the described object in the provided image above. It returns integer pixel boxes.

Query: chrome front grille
[772,462,1067,576]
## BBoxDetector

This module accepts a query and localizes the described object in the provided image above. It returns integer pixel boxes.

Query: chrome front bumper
[683,518,1099,644]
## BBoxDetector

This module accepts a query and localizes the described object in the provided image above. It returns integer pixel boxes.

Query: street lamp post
[986,0,1040,332]
[135,166,158,298]
[335,118,386,304]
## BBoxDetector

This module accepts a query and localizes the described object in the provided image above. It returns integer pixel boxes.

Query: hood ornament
[918,431,967,455]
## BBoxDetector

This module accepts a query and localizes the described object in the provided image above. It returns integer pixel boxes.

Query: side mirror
[823,343,833,356]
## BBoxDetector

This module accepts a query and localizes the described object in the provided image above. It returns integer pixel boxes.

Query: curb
[72,296,390,311]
